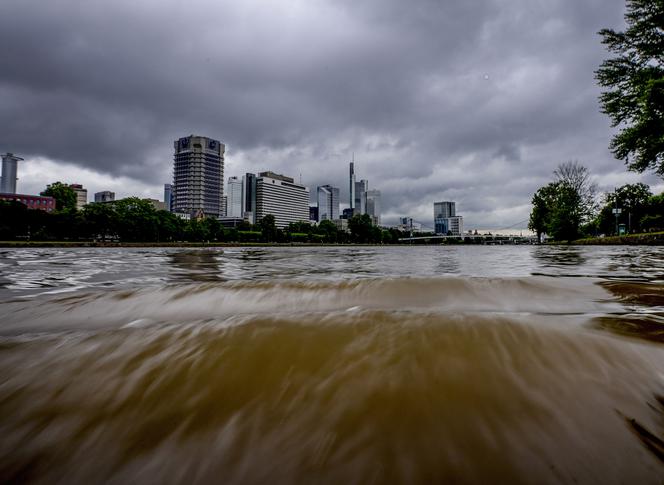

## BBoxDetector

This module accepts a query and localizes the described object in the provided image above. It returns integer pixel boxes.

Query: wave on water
[1,276,664,483]
[0,276,621,333]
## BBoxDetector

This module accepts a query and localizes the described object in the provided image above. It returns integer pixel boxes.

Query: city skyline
[2,0,664,228]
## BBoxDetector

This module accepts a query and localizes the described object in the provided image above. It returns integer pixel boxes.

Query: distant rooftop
[258,171,294,183]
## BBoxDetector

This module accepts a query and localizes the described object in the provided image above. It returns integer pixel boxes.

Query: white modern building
[172,135,225,218]
[255,171,309,228]
[317,185,340,221]
[226,176,243,218]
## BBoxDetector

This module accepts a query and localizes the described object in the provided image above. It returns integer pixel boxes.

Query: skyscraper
[434,201,455,219]
[243,172,257,223]
[172,135,225,218]
[366,189,381,225]
[349,162,356,211]
[255,171,309,228]
[1,153,23,194]
[317,185,340,221]
[163,184,172,211]
[434,201,463,235]
[354,179,368,214]
[227,176,243,218]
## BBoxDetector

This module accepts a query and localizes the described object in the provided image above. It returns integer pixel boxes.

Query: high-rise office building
[354,179,368,214]
[220,195,228,217]
[172,135,225,218]
[242,173,257,223]
[163,184,172,211]
[349,162,356,211]
[1,153,24,194]
[434,201,455,219]
[94,191,115,203]
[226,176,243,218]
[309,206,319,222]
[434,201,463,235]
[317,185,340,221]
[366,189,381,225]
[255,171,309,228]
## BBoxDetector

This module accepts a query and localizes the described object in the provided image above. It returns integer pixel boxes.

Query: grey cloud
[1,0,657,228]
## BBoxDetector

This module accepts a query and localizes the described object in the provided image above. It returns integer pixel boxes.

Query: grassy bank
[572,231,664,245]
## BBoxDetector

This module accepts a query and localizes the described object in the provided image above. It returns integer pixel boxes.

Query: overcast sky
[1,0,662,228]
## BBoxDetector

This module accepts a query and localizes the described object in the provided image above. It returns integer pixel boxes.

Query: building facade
[354,179,368,214]
[0,153,23,194]
[94,191,115,203]
[435,215,464,236]
[68,184,88,210]
[434,201,455,234]
[172,135,225,218]
[349,162,356,210]
[163,184,172,211]
[0,193,55,212]
[309,206,319,223]
[366,189,381,225]
[255,171,309,229]
[243,173,257,224]
[316,185,340,221]
[227,176,243,218]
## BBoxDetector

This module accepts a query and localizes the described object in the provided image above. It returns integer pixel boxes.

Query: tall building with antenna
[1,153,24,194]
[349,158,356,211]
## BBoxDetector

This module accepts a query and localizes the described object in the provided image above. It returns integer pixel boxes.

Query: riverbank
[0,241,330,248]
[573,231,664,245]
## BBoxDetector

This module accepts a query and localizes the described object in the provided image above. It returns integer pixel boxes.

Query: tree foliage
[596,0,664,175]
[258,214,278,242]
[41,182,77,212]
[528,182,559,242]
[595,182,653,234]
[529,162,598,242]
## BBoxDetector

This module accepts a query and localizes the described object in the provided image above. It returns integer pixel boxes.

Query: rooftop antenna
[299,172,302,184]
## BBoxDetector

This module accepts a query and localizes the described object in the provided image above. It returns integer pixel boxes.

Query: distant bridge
[398,234,537,244]
[398,219,536,244]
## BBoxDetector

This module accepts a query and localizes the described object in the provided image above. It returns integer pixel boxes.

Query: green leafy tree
[547,183,583,242]
[259,214,278,242]
[156,210,185,242]
[202,217,223,241]
[348,214,375,243]
[596,0,664,175]
[0,201,29,239]
[41,182,77,212]
[528,182,560,242]
[317,219,340,243]
[529,162,597,242]
[596,182,652,234]
[641,192,664,231]
[81,202,117,241]
[113,198,158,241]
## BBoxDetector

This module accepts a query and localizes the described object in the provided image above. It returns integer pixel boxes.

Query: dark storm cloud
[1,0,657,227]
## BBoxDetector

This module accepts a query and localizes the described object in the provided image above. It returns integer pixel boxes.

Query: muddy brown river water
[0,245,663,483]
